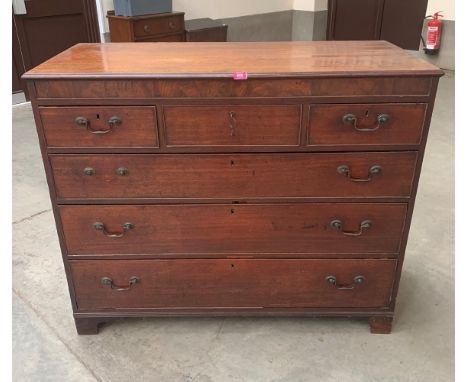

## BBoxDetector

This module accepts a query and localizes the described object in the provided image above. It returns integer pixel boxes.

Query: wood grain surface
[70,258,397,310]
[60,203,407,255]
[164,104,301,147]
[34,77,433,98]
[23,41,443,79]
[50,152,418,199]
[39,106,158,147]
[308,103,427,146]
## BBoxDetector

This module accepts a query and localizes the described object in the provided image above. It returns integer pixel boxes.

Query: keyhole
[96,113,100,120]
[231,264,235,268]
[230,160,235,166]
[365,110,369,118]
[230,208,235,214]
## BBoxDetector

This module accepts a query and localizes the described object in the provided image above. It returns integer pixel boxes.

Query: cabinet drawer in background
[71,258,397,310]
[51,152,418,200]
[39,106,159,148]
[133,14,184,37]
[163,105,301,147]
[60,203,407,256]
[135,33,185,42]
[308,103,427,146]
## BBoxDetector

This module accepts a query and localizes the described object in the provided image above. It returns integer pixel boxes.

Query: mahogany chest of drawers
[23,41,443,334]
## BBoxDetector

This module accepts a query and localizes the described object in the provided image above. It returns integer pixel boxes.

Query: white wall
[172,0,294,20]
[97,0,295,33]
[293,0,327,12]
[427,0,455,20]
[96,0,114,35]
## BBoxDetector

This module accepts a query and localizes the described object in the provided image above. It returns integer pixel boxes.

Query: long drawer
[71,258,397,310]
[60,203,407,255]
[50,152,418,200]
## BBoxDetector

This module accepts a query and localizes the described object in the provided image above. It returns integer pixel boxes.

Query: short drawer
[308,103,427,146]
[70,258,397,310]
[60,203,407,256]
[133,14,184,37]
[163,105,301,147]
[39,106,159,148]
[51,152,417,200]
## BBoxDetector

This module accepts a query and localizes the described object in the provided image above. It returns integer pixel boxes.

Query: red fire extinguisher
[424,11,443,55]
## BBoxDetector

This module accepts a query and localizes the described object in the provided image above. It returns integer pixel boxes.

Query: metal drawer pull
[342,113,391,132]
[326,275,365,290]
[330,219,372,236]
[93,222,134,238]
[101,276,140,291]
[143,25,151,33]
[74,116,122,135]
[169,21,175,29]
[228,111,236,136]
[337,165,382,182]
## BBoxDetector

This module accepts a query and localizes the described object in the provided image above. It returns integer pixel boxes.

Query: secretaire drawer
[70,258,397,310]
[308,103,427,146]
[163,105,301,147]
[39,106,159,148]
[133,14,184,37]
[50,152,417,200]
[60,203,407,256]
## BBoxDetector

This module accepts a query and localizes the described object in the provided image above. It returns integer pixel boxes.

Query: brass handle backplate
[342,113,391,132]
[116,167,129,176]
[75,116,88,127]
[169,21,175,29]
[74,115,122,135]
[93,222,134,238]
[330,219,373,236]
[108,116,122,128]
[101,276,140,291]
[326,275,365,290]
[83,167,95,176]
[337,165,382,182]
[143,25,151,33]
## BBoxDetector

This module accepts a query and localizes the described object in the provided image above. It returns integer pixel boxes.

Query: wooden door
[327,0,428,50]
[327,0,385,40]
[380,0,428,50]
[12,0,100,96]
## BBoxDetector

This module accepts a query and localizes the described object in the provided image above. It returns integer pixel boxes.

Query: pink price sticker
[233,71,248,80]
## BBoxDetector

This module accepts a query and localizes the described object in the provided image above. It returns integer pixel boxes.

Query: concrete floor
[12,72,454,382]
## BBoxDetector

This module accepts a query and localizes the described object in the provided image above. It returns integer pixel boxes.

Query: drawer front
[51,152,417,199]
[39,106,159,148]
[70,258,397,310]
[308,103,427,146]
[164,105,301,147]
[34,77,432,99]
[133,15,184,37]
[185,27,227,42]
[135,32,185,42]
[60,203,407,255]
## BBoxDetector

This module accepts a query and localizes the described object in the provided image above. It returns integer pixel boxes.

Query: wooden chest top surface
[23,41,443,79]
